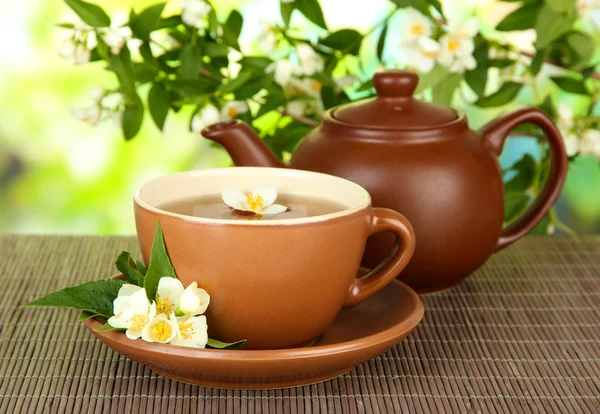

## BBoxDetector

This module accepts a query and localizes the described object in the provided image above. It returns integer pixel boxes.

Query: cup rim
[134,167,371,226]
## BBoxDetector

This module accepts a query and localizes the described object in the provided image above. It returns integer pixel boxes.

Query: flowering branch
[59,0,600,235]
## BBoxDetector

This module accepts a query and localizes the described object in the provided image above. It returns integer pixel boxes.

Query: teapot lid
[330,70,457,129]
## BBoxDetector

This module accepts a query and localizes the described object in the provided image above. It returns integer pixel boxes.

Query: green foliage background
[0,0,599,234]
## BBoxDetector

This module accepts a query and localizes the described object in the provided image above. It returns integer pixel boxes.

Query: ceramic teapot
[201,70,568,293]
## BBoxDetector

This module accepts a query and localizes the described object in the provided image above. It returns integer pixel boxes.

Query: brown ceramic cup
[134,167,415,349]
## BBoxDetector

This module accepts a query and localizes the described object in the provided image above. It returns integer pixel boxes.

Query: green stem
[191,29,198,47]
[549,208,576,236]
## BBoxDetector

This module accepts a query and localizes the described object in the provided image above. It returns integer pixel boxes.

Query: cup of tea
[134,167,415,349]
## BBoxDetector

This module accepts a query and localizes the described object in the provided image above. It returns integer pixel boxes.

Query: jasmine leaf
[223,10,243,50]
[496,4,539,31]
[122,93,144,140]
[148,83,170,131]
[377,24,388,61]
[551,76,588,95]
[504,154,537,192]
[115,251,145,286]
[144,222,177,301]
[206,338,247,349]
[280,0,295,27]
[135,260,148,275]
[504,191,530,223]
[129,2,166,39]
[94,323,125,332]
[321,29,363,55]
[80,311,100,321]
[295,0,327,29]
[218,70,253,94]
[474,82,522,108]
[65,0,111,28]
[24,279,125,317]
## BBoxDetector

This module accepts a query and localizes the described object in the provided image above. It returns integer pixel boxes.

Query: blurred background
[0,0,598,235]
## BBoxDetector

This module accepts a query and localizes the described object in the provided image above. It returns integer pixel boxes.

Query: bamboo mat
[0,235,599,413]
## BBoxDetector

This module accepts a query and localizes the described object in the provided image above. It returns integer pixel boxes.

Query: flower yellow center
[246,192,263,211]
[448,38,461,52]
[410,24,424,35]
[311,80,322,92]
[152,321,172,341]
[155,297,173,315]
[228,107,238,117]
[422,49,437,58]
[127,314,148,331]
[179,320,196,340]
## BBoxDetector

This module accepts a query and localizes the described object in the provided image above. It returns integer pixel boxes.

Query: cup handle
[479,108,568,252]
[343,208,415,308]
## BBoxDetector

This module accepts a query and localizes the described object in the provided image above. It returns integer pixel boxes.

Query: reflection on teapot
[202,70,567,293]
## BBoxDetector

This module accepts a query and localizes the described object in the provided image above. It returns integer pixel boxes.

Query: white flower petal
[260,204,288,215]
[172,315,208,348]
[564,134,580,157]
[157,278,184,302]
[252,185,277,208]
[191,105,221,133]
[179,282,210,315]
[141,314,178,343]
[222,188,248,210]
[118,284,143,297]
[126,328,143,340]
[128,288,151,313]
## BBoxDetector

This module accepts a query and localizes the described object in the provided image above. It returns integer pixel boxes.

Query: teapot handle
[480,108,568,252]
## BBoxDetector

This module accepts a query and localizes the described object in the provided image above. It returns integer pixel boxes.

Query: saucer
[84,279,423,390]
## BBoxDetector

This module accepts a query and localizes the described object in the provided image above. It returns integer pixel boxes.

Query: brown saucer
[84,279,423,390]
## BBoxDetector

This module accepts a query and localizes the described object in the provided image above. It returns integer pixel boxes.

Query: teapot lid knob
[373,70,418,98]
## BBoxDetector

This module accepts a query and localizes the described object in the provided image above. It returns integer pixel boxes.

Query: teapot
[202,70,567,293]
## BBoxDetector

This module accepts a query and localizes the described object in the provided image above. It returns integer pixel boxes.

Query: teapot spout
[201,120,285,168]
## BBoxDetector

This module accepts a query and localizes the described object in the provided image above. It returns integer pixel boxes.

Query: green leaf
[496,4,539,31]
[377,24,388,62]
[115,251,145,286]
[256,94,286,118]
[223,10,243,50]
[204,43,230,58]
[427,0,443,14]
[504,191,529,223]
[206,338,247,350]
[534,5,575,49]
[531,48,548,75]
[80,311,100,321]
[136,260,148,275]
[356,79,374,92]
[504,154,537,192]
[539,95,555,117]
[321,29,362,55]
[295,0,327,29]
[240,57,273,70]
[108,46,136,98]
[415,65,449,94]
[122,94,144,140]
[281,0,295,26]
[546,0,575,13]
[566,31,595,69]
[65,0,111,27]
[178,44,201,78]
[488,59,513,68]
[56,22,76,29]
[129,2,166,39]
[431,74,461,105]
[156,15,182,30]
[144,222,177,301]
[148,83,170,131]
[475,82,522,108]
[465,41,489,97]
[169,78,219,96]
[551,76,588,95]
[134,62,159,84]
[24,278,125,317]
[219,70,253,94]
[94,323,125,332]
[234,76,273,100]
